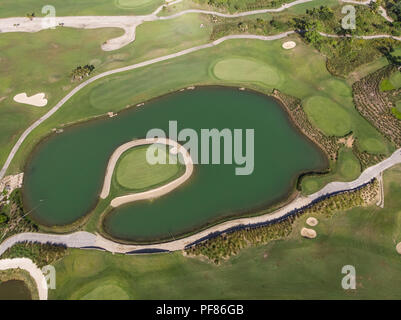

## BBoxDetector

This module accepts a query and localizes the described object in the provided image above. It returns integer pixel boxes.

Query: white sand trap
[301,227,317,239]
[13,92,47,107]
[396,242,401,254]
[306,217,318,227]
[282,41,296,49]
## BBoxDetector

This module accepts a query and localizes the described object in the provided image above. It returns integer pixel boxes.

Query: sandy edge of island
[100,137,193,207]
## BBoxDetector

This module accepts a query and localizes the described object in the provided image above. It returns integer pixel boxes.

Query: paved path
[0,258,48,300]
[0,149,400,254]
[0,0,400,253]
[0,31,295,181]
[0,0,399,180]
[100,137,194,207]
[0,0,393,52]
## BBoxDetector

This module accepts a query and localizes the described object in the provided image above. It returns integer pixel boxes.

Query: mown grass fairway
[81,283,130,300]
[301,148,361,194]
[304,96,352,137]
[380,78,396,92]
[380,71,401,92]
[115,144,184,191]
[50,165,401,299]
[212,58,281,86]
[0,13,212,169]
[0,0,164,17]
[0,27,122,166]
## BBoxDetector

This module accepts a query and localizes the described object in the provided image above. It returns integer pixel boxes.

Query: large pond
[23,87,327,241]
[0,280,32,300]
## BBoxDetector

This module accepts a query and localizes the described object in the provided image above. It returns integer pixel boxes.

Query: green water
[0,280,32,300]
[24,87,327,241]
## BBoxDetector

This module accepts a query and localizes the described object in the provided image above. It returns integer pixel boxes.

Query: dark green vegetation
[23,88,326,240]
[71,64,95,82]
[0,189,38,241]
[1,242,66,268]
[50,165,401,299]
[384,0,401,26]
[392,100,401,120]
[208,2,399,77]
[192,0,291,12]
[186,180,378,263]
[353,66,401,148]
[0,280,32,300]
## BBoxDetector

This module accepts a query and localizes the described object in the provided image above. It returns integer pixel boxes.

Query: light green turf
[213,58,282,86]
[80,283,130,300]
[304,96,352,137]
[0,0,164,17]
[397,101,401,112]
[301,148,361,194]
[389,71,401,89]
[50,165,401,299]
[380,78,396,92]
[360,138,388,154]
[379,70,401,92]
[115,144,183,190]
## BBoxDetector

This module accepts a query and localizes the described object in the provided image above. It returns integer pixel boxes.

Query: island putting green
[23,87,327,240]
[115,144,185,191]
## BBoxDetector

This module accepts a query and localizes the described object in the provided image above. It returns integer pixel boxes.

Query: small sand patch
[306,217,318,227]
[396,242,401,254]
[282,41,296,50]
[301,227,316,239]
[13,92,47,107]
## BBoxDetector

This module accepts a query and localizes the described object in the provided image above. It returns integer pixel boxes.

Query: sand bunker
[306,217,318,226]
[13,92,47,107]
[282,41,296,49]
[301,227,317,239]
[396,242,401,254]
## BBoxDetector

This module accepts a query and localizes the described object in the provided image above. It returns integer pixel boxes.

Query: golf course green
[213,58,282,86]
[23,87,327,241]
[114,144,185,192]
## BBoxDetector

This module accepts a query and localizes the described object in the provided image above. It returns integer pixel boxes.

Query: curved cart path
[0,0,400,253]
[1,27,400,181]
[0,148,400,254]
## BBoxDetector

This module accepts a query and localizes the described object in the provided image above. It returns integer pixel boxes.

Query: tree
[71,64,95,81]
[0,213,7,225]
[26,12,35,20]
